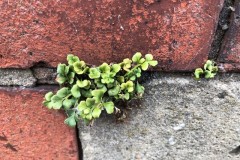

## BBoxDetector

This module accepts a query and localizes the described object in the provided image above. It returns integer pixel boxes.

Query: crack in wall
[76,126,83,160]
[208,0,235,60]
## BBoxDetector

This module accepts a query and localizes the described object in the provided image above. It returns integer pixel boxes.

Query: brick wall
[1,0,240,159]
[0,0,224,71]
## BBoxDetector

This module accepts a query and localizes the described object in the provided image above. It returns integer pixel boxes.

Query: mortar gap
[75,125,83,160]
[229,145,240,155]
[208,0,235,60]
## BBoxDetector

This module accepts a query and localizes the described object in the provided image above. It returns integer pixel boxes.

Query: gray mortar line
[0,67,58,87]
[208,0,235,60]
[0,68,37,87]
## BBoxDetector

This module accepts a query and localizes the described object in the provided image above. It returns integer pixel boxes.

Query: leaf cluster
[43,52,158,127]
[194,60,218,79]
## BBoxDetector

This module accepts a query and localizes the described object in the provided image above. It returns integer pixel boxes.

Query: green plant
[43,52,158,127]
[194,60,218,79]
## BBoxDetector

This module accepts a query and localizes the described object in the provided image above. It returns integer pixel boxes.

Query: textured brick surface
[218,0,240,71]
[0,0,223,71]
[0,87,78,160]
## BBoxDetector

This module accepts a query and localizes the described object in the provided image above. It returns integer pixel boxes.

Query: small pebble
[229,6,235,11]
[168,136,176,145]
[222,24,228,30]
[173,123,186,131]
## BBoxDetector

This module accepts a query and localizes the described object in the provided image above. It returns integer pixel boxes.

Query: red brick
[219,63,240,72]
[218,1,240,71]
[0,0,223,71]
[0,86,78,160]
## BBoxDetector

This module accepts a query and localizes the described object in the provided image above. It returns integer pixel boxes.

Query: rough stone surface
[218,0,240,71]
[78,73,240,160]
[0,86,79,160]
[0,0,223,71]
[33,67,57,84]
[0,69,36,87]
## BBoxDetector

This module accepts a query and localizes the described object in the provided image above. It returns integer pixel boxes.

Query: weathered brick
[218,0,240,71]
[0,86,78,160]
[0,0,223,71]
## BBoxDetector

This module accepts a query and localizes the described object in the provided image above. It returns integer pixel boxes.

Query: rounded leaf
[86,98,96,107]
[78,101,87,111]
[130,76,136,81]
[126,81,134,87]
[71,84,81,98]
[56,75,67,84]
[67,72,75,84]
[73,61,87,74]
[127,86,134,93]
[204,60,213,70]
[123,93,130,100]
[44,92,54,101]
[86,114,93,120]
[64,115,76,127]
[103,102,114,114]
[194,68,204,79]
[77,80,91,88]
[117,76,125,83]
[122,58,132,71]
[132,52,142,63]
[96,81,105,88]
[120,83,127,90]
[67,54,80,65]
[145,54,153,61]
[136,81,145,96]
[50,95,63,109]
[64,66,70,75]
[212,66,218,72]
[205,70,215,79]
[81,89,92,98]
[141,62,149,70]
[99,63,111,73]
[89,68,101,79]
[57,64,66,75]
[63,99,73,110]
[83,108,91,114]
[92,107,102,118]
[139,58,145,64]
[136,73,141,78]
[148,60,158,66]
[57,87,69,98]
[92,89,105,103]
[112,64,121,73]
[43,101,53,109]
[108,85,120,96]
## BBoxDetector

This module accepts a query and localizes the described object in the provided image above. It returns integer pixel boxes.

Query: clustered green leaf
[194,60,218,79]
[43,52,158,127]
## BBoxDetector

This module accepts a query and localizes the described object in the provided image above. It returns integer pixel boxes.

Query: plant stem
[124,64,141,78]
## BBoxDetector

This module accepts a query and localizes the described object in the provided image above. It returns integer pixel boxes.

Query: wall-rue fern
[43,52,158,127]
[194,60,218,79]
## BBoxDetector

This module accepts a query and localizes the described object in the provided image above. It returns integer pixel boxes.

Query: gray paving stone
[78,73,240,160]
